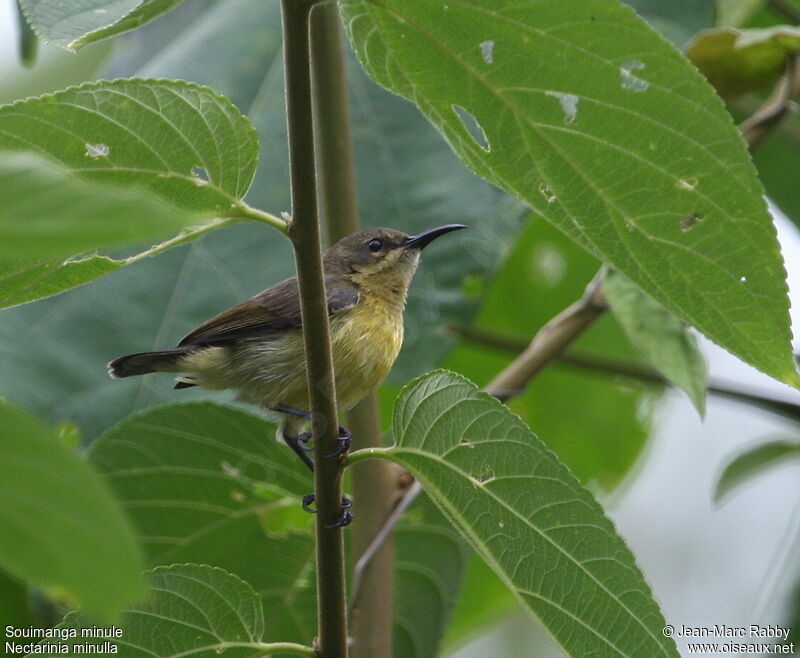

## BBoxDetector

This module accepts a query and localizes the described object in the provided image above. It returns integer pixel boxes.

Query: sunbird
[108,224,466,523]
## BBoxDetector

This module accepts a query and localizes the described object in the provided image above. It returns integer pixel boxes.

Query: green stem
[280,0,349,656]
[233,202,289,233]
[221,642,315,656]
[347,447,393,466]
[308,5,397,656]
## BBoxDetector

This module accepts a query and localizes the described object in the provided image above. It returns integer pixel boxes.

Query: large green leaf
[0,151,216,263]
[351,371,677,657]
[0,78,271,307]
[19,0,182,50]
[341,0,798,389]
[29,564,313,658]
[605,270,707,415]
[445,215,656,489]
[89,402,318,643]
[0,399,144,619]
[625,0,715,46]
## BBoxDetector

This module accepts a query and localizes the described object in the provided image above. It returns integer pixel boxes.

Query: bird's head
[324,224,467,297]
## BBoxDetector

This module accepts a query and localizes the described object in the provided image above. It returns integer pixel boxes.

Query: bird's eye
[367,238,383,253]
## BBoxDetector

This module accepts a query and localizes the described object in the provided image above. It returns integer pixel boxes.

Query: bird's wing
[178,276,359,347]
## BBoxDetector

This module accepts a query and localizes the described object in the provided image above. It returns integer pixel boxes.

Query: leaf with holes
[351,370,677,657]
[0,399,144,620]
[341,0,798,389]
[605,270,707,415]
[19,0,183,50]
[89,402,318,643]
[29,564,312,658]
[0,78,274,307]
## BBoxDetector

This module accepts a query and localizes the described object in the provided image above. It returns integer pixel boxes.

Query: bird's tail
[107,348,190,378]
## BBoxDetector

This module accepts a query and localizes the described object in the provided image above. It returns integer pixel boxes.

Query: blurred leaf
[0,570,38,626]
[18,0,182,50]
[15,0,38,67]
[624,0,715,46]
[0,217,236,309]
[0,151,215,264]
[446,216,655,489]
[443,555,519,653]
[393,492,471,658]
[715,0,767,28]
[752,117,800,227]
[341,0,799,390]
[686,26,800,98]
[34,565,300,658]
[0,399,144,619]
[715,438,800,503]
[89,402,318,642]
[0,0,520,441]
[359,370,678,657]
[605,270,708,415]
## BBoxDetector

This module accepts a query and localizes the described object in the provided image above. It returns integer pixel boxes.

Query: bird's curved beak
[404,224,468,250]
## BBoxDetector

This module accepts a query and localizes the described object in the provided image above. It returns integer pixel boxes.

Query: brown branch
[740,54,800,152]
[281,0,348,655]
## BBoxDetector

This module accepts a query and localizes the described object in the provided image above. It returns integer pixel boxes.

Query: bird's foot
[325,425,352,459]
[301,493,353,528]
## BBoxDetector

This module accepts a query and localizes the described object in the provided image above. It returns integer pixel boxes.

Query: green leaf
[89,402,318,643]
[443,555,519,653]
[605,270,708,415]
[686,26,800,98]
[29,564,313,658]
[0,399,144,619]
[341,0,799,389]
[393,492,471,658]
[19,0,182,50]
[0,78,274,307]
[355,370,677,657]
[0,151,213,263]
[714,438,800,503]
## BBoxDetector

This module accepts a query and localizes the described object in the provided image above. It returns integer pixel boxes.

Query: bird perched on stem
[108,224,466,508]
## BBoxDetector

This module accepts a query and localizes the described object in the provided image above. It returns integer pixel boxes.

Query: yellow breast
[330,295,404,410]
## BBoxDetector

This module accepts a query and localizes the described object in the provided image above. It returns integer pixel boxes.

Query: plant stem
[281,0,348,655]
[308,6,397,655]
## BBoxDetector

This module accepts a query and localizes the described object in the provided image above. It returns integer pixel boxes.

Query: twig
[281,1,348,655]
[486,266,608,401]
[308,6,398,655]
[453,324,800,423]
[740,54,800,152]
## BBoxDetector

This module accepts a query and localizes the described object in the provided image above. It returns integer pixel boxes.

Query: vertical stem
[309,6,396,656]
[281,1,348,656]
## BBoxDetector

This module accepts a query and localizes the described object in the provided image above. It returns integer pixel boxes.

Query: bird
[107,224,466,522]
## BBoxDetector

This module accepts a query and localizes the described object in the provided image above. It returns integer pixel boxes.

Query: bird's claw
[300,493,353,527]
[325,425,352,459]
[297,431,314,451]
